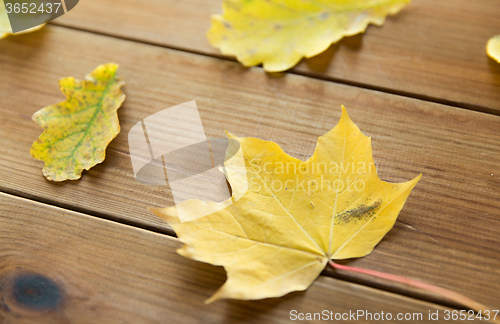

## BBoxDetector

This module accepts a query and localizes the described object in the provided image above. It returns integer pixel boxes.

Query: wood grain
[0,192,464,324]
[0,26,499,308]
[53,0,500,113]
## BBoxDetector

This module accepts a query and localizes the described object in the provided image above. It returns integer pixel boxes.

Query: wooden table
[1,0,499,323]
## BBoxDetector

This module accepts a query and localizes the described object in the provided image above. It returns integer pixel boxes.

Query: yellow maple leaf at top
[31,63,125,181]
[207,0,411,72]
[487,35,500,63]
[152,107,421,302]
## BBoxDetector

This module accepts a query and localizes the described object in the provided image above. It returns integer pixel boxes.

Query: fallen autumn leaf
[151,106,421,302]
[31,63,125,181]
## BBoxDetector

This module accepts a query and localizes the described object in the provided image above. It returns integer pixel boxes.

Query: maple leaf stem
[328,260,500,324]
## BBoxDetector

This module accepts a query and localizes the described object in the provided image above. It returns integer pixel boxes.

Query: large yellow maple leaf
[487,35,500,63]
[151,107,421,302]
[31,63,125,181]
[207,0,411,72]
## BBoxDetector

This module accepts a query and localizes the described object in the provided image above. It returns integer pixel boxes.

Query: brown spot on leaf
[336,200,382,225]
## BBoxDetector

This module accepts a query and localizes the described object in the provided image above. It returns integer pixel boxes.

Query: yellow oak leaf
[207,0,410,72]
[0,0,45,39]
[31,63,125,181]
[151,106,421,302]
[487,35,500,63]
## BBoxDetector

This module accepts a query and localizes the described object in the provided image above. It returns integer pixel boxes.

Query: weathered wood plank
[0,192,463,323]
[0,26,499,308]
[54,0,500,113]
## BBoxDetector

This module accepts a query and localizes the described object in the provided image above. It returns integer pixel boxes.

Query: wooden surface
[0,1,499,322]
[53,0,500,114]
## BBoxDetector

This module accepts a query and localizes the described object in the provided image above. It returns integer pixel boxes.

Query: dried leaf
[151,106,421,302]
[0,0,10,38]
[487,35,500,63]
[0,0,45,39]
[31,63,125,181]
[207,0,410,72]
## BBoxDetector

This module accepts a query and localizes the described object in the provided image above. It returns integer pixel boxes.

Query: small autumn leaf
[207,0,411,72]
[31,63,125,181]
[0,0,45,39]
[151,106,421,302]
[487,35,500,63]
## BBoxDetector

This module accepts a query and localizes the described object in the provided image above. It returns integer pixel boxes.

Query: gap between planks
[0,188,476,314]
[2,190,476,323]
[48,23,500,117]
[0,184,176,237]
